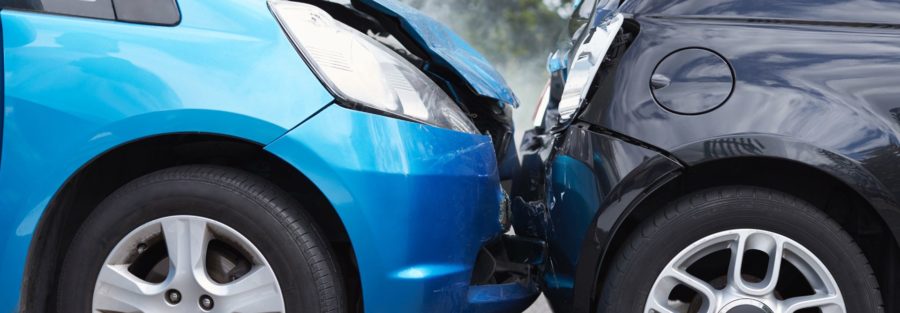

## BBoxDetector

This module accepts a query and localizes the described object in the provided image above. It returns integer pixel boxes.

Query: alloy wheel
[92,215,285,313]
[645,229,845,313]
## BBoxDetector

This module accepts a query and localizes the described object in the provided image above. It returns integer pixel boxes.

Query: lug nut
[136,243,148,254]
[165,289,181,305]
[199,295,214,311]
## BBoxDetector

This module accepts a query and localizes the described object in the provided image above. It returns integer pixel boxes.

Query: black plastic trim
[1,0,181,26]
[113,0,181,26]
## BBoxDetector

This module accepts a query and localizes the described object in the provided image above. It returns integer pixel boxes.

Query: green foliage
[399,0,576,140]
[399,0,573,65]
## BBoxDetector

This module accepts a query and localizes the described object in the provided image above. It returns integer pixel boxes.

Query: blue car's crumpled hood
[358,0,520,108]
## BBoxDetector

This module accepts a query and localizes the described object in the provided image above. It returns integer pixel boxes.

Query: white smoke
[399,0,568,145]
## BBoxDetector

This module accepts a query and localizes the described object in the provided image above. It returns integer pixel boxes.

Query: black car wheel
[57,165,346,313]
[597,186,882,313]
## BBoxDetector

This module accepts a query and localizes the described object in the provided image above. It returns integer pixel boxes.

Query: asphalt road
[524,295,551,313]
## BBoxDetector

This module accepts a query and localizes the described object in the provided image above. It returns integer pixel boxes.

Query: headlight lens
[268,0,479,134]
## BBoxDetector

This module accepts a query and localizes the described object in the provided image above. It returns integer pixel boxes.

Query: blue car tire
[56,165,347,313]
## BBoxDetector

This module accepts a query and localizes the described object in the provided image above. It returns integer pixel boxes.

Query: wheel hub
[92,215,286,313]
[719,299,772,313]
[644,229,846,313]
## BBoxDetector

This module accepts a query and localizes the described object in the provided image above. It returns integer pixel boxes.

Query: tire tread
[596,186,883,313]
[59,165,347,313]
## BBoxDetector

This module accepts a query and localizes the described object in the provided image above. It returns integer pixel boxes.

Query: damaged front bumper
[266,104,542,313]
[468,235,547,313]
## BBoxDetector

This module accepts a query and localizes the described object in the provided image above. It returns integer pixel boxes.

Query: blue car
[0,0,541,312]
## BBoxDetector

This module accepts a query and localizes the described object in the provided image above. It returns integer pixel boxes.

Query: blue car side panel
[0,19,3,168]
[266,104,505,313]
[0,0,333,309]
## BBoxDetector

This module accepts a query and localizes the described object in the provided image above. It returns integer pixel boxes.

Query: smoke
[399,0,571,145]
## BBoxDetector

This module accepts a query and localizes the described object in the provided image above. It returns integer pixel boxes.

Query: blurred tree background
[401,0,573,64]
[399,0,575,144]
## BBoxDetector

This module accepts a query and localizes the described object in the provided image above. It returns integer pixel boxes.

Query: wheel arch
[579,134,900,313]
[20,133,362,313]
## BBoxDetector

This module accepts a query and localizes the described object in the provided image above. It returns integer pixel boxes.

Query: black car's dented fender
[522,0,900,312]
[581,1,900,249]
[512,125,683,312]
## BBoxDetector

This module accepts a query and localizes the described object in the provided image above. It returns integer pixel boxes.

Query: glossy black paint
[650,48,733,115]
[516,0,900,312]
[581,0,900,245]
[624,0,900,26]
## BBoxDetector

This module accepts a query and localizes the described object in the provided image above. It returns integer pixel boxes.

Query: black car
[513,1,899,312]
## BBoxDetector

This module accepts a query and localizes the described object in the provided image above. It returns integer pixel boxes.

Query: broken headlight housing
[542,0,622,129]
[268,0,479,134]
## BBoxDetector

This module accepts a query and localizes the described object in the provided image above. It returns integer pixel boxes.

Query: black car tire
[57,165,347,313]
[596,186,883,313]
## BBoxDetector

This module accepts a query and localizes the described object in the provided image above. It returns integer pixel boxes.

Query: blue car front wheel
[56,165,347,313]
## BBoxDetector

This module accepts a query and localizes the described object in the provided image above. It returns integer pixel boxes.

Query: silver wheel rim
[92,215,286,313]
[644,229,845,313]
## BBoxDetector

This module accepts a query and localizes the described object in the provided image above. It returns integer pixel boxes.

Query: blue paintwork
[542,154,599,299]
[1,1,330,309]
[515,126,670,311]
[267,104,523,312]
[359,0,520,107]
[0,0,534,311]
[467,282,540,313]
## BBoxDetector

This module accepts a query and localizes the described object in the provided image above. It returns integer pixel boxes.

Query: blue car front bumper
[266,104,539,312]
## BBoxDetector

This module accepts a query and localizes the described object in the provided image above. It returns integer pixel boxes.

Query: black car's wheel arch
[574,137,900,313]
[19,133,363,313]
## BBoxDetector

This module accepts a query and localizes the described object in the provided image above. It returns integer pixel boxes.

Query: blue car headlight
[268,0,479,134]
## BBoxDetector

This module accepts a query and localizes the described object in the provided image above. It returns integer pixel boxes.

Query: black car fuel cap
[651,48,734,115]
